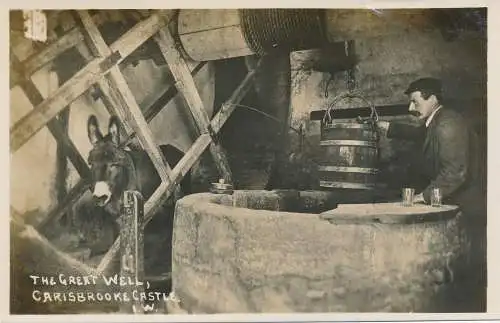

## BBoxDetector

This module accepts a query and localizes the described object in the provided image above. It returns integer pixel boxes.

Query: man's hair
[404,77,443,103]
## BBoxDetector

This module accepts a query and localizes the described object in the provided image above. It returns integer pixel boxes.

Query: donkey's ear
[87,115,103,145]
[108,115,121,146]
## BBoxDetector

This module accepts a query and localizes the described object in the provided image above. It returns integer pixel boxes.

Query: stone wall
[280,25,486,192]
[171,191,479,313]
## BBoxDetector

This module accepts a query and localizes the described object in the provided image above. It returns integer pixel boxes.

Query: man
[376,77,483,207]
[376,77,486,311]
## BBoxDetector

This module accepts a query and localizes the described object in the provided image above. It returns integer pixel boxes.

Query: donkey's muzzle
[93,181,112,207]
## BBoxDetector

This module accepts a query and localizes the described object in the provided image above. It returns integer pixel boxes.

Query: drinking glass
[402,188,415,207]
[431,188,442,207]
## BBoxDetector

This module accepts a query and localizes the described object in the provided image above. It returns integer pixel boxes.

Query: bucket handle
[322,91,379,125]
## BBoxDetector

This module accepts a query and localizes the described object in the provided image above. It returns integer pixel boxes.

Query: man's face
[408,91,437,120]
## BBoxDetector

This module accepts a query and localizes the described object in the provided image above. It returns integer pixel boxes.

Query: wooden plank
[154,25,233,183]
[10,11,169,153]
[11,56,90,179]
[119,190,145,314]
[20,28,84,82]
[76,10,172,184]
[319,202,460,225]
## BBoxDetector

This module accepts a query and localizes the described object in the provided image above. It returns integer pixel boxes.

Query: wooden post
[119,190,145,314]
[154,16,233,184]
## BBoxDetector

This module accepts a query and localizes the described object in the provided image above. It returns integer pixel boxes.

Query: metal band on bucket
[320,139,377,148]
[318,165,379,174]
[322,123,375,130]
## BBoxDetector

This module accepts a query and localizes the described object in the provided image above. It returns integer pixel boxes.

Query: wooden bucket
[319,92,381,190]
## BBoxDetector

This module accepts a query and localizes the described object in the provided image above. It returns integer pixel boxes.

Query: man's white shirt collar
[425,105,443,128]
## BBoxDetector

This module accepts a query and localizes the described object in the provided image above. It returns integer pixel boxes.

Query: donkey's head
[87,115,137,213]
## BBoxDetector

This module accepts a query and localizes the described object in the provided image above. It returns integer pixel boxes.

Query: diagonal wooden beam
[16,28,84,86]
[10,12,168,153]
[97,61,261,274]
[124,61,207,146]
[76,10,173,185]
[10,54,91,180]
[153,19,233,184]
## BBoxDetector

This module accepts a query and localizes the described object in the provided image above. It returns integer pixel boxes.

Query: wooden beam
[10,55,91,179]
[154,21,233,184]
[96,60,261,273]
[10,11,169,153]
[11,10,122,88]
[18,28,84,84]
[76,10,172,184]
[124,61,207,146]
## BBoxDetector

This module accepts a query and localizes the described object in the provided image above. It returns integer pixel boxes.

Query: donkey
[73,115,191,258]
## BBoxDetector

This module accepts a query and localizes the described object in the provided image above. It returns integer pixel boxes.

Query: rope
[239,9,326,56]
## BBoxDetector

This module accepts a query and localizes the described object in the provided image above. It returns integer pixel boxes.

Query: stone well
[171,190,470,313]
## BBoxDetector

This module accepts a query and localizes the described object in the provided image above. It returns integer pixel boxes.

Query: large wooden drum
[319,93,381,190]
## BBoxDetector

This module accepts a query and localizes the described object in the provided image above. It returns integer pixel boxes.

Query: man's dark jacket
[387,106,486,310]
[387,108,485,220]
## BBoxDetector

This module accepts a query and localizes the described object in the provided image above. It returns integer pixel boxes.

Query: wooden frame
[10,9,261,279]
